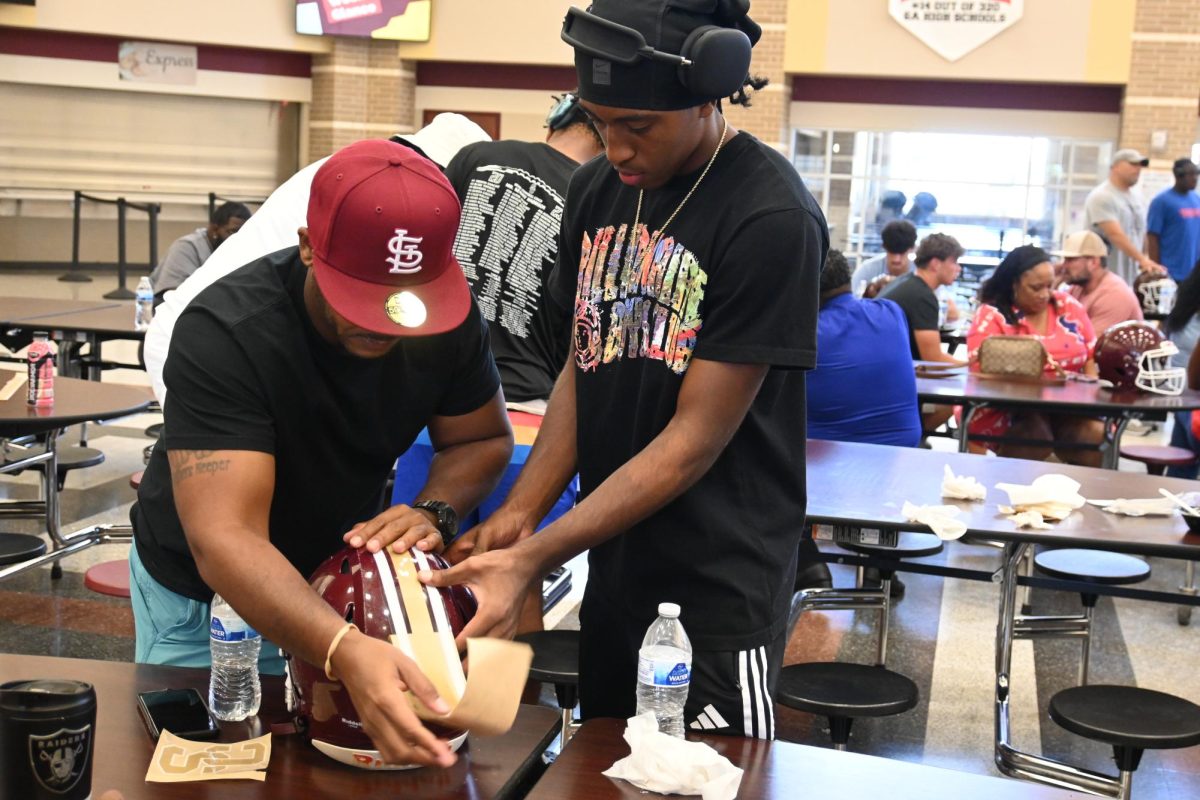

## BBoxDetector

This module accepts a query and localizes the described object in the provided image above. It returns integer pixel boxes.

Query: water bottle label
[638,657,691,688]
[210,616,258,642]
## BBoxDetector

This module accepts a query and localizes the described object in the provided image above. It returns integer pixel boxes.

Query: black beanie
[568,0,760,111]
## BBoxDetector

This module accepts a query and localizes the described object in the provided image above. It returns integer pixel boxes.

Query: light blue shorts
[128,544,285,675]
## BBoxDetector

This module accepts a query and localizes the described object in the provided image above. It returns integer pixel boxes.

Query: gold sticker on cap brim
[385,291,427,328]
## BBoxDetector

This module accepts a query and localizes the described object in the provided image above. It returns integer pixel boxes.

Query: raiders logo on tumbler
[0,679,96,800]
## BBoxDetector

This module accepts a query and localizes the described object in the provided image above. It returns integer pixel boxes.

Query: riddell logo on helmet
[386,229,424,274]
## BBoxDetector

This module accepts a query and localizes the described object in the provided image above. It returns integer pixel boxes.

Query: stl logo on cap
[387,228,424,274]
[306,138,472,337]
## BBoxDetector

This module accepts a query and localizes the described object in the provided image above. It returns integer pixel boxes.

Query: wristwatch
[413,500,459,546]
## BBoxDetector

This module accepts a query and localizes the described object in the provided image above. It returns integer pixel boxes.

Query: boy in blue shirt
[1147,158,1200,281]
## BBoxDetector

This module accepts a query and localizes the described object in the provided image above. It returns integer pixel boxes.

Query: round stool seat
[841,531,944,559]
[0,533,47,566]
[1034,549,1150,585]
[515,630,580,686]
[144,422,163,439]
[1119,444,1198,468]
[130,471,143,491]
[55,446,106,474]
[777,662,918,718]
[84,559,131,598]
[1050,686,1200,750]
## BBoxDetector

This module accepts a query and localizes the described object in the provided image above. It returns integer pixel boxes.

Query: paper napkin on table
[603,713,743,800]
[1086,497,1177,517]
[942,465,986,501]
[1002,509,1054,529]
[995,474,1085,522]
[145,731,270,782]
[901,501,968,541]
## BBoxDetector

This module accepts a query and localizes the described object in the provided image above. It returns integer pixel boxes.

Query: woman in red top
[966,245,1102,465]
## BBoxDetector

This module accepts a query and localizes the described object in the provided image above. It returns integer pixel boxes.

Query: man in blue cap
[424,0,827,739]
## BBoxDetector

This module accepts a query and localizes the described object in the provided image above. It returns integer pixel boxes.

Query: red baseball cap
[306,138,470,337]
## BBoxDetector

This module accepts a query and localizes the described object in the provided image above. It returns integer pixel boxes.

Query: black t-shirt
[445,140,581,402]
[548,132,828,650]
[132,249,500,601]
[878,271,938,359]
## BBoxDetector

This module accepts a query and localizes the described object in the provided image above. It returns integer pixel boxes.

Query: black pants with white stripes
[578,581,786,739]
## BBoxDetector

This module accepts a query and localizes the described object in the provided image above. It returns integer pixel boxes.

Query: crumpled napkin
[602,713,743,800]
[901,501,968,540]
[995,474,1085,522]
[1003,509,1054,529]
[1086,497,1177,516]
[942,464,986,501]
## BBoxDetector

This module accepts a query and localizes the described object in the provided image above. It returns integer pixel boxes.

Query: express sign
[888,0,1024,62]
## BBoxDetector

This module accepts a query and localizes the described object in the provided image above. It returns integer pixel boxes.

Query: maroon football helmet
[1133,272,1177,315]
[1094,321,1185,395]
[285,546,476,769]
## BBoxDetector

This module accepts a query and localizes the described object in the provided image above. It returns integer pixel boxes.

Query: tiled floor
[3,270,1199,796]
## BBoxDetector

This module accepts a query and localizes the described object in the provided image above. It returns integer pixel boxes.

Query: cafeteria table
[525,718,1086,799]
[804,439,1200,797]
[915,371,1200,468]
[0,296,144,379]
[0,653,559,800]
[0,376,152,581]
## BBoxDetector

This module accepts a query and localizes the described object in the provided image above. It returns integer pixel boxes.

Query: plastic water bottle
[1158,279,1177,314]
[635,602,692,738]
[134,276,154,331]
[209,594,261,721]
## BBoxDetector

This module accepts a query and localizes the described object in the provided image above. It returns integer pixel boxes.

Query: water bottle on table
[636,602,692,738]
[209,594,261,721]
[134,276,154,331]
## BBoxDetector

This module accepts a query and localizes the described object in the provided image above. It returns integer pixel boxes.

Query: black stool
[1017,549,1150,685]
[777,662,918,751]
[1049,685,1200,799]
[516,630,579,751]
[2,442,105,492]
[0,533,47,567]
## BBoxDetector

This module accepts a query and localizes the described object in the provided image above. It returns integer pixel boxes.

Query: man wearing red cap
[426,0,827,739]
[128,139,512,768]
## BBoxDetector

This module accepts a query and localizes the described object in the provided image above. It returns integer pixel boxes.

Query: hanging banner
[118,42,198,85]
[888,0,1024,62]
[296,0,432,41]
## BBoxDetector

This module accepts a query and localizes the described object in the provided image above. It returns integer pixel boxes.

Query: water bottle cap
[657,602,680,619]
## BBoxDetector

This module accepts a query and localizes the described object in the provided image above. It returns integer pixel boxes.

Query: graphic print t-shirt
[548,132,828,650]
[445,140,580,401]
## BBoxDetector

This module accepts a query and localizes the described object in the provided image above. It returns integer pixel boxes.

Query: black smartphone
[136,688,220,741]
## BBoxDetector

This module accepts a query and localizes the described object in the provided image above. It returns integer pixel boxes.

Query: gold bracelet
[324,622,358,681]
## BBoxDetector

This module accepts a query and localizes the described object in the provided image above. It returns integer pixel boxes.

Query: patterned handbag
[977,335,1061,379]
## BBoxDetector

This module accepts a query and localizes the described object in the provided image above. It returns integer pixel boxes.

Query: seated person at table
[1059,229,1144,333]
[966,245,1102,466]
[808,249,921,447]
[149,201,251,300]
[129,139,513,768]
[1162,261,1200,478]
[879,233,966,430]
[851,219,917,296]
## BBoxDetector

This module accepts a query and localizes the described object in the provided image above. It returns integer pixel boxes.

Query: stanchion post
[59,190,93,283]
[103,197,135,299]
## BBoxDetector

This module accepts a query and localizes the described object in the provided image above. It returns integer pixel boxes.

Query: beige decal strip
[145,731,271,783]
[389,549,465,707]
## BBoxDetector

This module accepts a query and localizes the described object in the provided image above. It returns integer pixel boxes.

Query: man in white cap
[1083,148,1167,286]
[1059,229,1144,334]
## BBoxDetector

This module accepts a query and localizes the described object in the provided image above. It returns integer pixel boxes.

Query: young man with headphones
[421,0,828,739]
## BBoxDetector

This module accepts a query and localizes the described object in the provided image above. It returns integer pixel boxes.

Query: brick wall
[309,39,416,162]
[1119,0,1200,163]
[724,0,790,152]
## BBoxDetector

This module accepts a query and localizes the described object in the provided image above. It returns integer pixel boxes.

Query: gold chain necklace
[626,116,729,268]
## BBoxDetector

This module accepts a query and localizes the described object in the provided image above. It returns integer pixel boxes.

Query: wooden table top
[0,297,122,324]
[915,372,1200,415]
[526,718,1086,799]
[805,439,1200,558]
[0,654,559,800]
[0,376,152,436]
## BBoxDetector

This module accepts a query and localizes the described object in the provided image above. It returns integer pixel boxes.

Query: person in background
[905,191,938,226]
[149,201,251,300]
[1059,229,1144,334]
[1161,259,1200,478]
[967,246,1102,466]
[1146,158,1200,283]
[874,189,908,225]
[851,219,917,296]
[130,140,513,768]
[1084,148,1166,285]
[878,233,965,431]
[392,93,605,635]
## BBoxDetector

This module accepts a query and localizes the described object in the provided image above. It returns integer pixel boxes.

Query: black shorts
[577,582,785,740]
